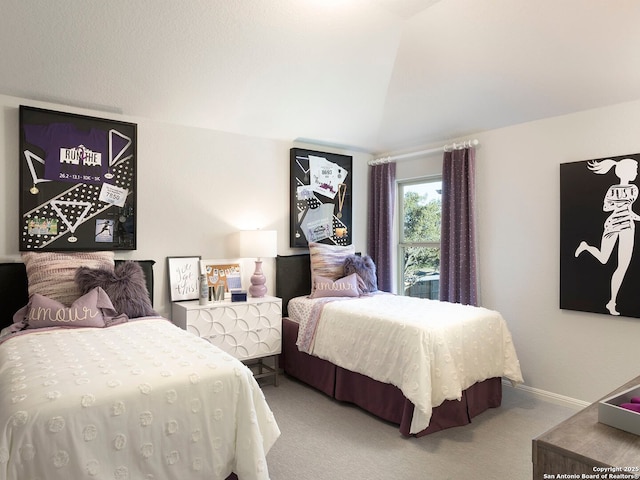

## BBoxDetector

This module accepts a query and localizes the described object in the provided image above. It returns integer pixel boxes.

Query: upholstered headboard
[0,260,155,330]
[275,254,311,317]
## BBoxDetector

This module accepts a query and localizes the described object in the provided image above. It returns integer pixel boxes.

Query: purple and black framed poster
[290,148,352,248]
[19,106,137,251]
[560,153,640,318]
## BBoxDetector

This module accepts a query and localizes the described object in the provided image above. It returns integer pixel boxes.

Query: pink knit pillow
[21,251,115,306]
[309,242,355,292]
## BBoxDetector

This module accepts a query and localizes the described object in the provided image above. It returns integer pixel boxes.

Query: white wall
[395,100,640,403]
[3,92,640,403]
[0,94,371,318]
[476,100,640,403]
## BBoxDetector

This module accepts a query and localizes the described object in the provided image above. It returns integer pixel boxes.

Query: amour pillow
[309,273,360,299]
[343,254,378,294]
[75,260,157,318]
[309,242,356,292]
[21,251,115,307]
[12,287,127,330]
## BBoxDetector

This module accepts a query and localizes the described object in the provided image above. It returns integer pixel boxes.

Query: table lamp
[238,229,277,297]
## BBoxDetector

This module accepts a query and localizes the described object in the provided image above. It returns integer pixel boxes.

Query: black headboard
[0,259,155,330]
[0,263,29,330]
[275,254,311,317]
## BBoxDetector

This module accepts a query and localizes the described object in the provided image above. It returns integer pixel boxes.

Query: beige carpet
[260,375,579,480]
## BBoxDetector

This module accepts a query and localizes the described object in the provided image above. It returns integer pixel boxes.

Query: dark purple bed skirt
[282,317,502,437]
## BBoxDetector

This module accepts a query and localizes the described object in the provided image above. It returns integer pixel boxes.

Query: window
[398,177,442,299]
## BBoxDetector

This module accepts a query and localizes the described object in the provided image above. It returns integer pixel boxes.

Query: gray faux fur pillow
[75,261,157,318]
[343,254,378,294]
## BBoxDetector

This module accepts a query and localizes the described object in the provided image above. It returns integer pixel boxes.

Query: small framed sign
[167,256,201,302]
[200,259,242,292]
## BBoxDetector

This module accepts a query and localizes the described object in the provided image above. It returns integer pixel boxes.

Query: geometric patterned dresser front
[171,296,282,361]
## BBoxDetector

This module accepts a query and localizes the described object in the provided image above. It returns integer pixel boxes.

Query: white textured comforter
[0,318,280,480]
[291,294,523,434]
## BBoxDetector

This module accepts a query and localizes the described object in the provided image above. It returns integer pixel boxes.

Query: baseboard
[502,379,590,410]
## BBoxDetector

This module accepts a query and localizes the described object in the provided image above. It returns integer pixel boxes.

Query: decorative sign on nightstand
[199,259,242,292]
[167,256,201,302]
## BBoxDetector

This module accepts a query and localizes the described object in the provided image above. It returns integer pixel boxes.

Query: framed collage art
[19,106,137,251]
[290,148,352,247]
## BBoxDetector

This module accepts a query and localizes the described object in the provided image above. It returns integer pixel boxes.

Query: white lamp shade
[237,230,277,259]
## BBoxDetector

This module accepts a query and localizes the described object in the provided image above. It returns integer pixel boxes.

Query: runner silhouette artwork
[560,153,640,318]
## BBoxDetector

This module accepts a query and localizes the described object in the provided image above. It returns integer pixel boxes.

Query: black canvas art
[19,106,137,251]
[289,148,352,248]
[560,153,640,318]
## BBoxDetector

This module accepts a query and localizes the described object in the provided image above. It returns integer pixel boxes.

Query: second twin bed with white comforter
[289,292,523,434]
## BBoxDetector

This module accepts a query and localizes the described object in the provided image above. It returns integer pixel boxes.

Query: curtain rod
[368,138,479,166]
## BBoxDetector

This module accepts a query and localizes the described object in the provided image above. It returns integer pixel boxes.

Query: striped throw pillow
[21,251,115,307]
[308,242,355,292]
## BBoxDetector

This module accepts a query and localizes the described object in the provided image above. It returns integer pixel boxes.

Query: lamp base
[249,260,267,297]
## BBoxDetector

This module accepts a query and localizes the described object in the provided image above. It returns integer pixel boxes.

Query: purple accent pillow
[13,287,126,330]
[309,273,360,298]
[75,261,157,318]
[343,255,378,293]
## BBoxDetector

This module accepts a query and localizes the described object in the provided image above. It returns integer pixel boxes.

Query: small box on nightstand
[231,290,247,302]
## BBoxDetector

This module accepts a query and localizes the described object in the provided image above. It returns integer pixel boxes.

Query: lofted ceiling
[2,0,640,155]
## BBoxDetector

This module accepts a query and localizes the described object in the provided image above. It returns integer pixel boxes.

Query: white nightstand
[172,296,282,385]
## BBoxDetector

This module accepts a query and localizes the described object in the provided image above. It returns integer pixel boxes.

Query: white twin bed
[289,293,522,434]
[0,254,279,480]
[276,246,524,437]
